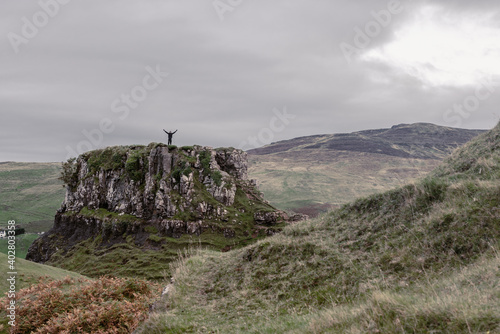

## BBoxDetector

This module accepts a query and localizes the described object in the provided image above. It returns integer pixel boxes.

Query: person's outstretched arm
[173,130,178,134]
[163,129,168,134]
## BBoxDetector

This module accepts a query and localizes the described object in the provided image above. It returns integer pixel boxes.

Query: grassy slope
[137,122,500,333]
[0,162,64,233]
[248,151,440,214]
[0,254,87,332]
[0,234,39,258]
[0,252,86,294]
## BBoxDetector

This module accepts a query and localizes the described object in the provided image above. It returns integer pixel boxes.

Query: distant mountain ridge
[249,123,486,159]
[247,123,487,216]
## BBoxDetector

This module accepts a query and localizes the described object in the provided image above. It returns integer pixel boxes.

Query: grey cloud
[0,0,499,161]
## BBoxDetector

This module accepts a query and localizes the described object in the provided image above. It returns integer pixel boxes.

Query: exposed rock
[215,148,248,180]
[26,144,292,269]
[59,145,248,220]
[288,213,309,222]
[254,211,287,225]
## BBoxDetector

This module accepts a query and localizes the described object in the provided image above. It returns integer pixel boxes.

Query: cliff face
[62,145,247,219]
[27,144,292,278]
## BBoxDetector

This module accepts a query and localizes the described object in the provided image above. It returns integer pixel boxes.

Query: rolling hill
[0,162,64,233]
[248,123,485,216]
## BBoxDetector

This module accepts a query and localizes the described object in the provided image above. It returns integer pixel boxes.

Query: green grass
[84,146,129,174]
[0,162,64,233]
[0,233,39,259]
[2,126,497,332]
[0,252,86,293]
[137,252,500,333]
[299,253,500,333]
[136,122,500,333]
[45,219,281,281]
[48,238,178,280]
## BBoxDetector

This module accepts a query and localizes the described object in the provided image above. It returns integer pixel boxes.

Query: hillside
[26,144,294,280]
[0,253,85,293]
[0,254,87,332]
[137,122,500,333]
[0,162,64,233]
[249,123,484,158]
[248,123,485,215]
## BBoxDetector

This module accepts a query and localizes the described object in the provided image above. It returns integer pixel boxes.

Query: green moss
[79,207,139,224]
[199,150,211,173]
[125,234,135,244]
[59,158,78,191]
[212,170,223,186]
[85,147,128,174]
[198,149,226,187]
[148,234,165,243]
[234,184,274,214]
[147,142,167,150]
[171,160,193,184]
[183,166,193,177]
[125,149,148,183]
[144,225,158,234]
[155,172,162,183]
[172,209,196,222]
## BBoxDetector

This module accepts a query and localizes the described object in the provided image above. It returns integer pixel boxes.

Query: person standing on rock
[163,129,177,145]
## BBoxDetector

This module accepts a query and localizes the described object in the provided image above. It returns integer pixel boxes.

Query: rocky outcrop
[26,144,296,269]
[60,145,246,219]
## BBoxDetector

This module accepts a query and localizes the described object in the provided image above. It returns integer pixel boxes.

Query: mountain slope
[249,123,485,158]
[248,123,485,215]
[137,122,500,333]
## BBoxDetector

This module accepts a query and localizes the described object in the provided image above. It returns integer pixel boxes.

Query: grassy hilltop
[137,122,500,333]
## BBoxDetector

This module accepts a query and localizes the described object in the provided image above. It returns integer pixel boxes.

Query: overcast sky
[2,0,500,162]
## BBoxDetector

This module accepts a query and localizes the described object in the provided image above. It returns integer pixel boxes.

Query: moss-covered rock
[27,144,296,279]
